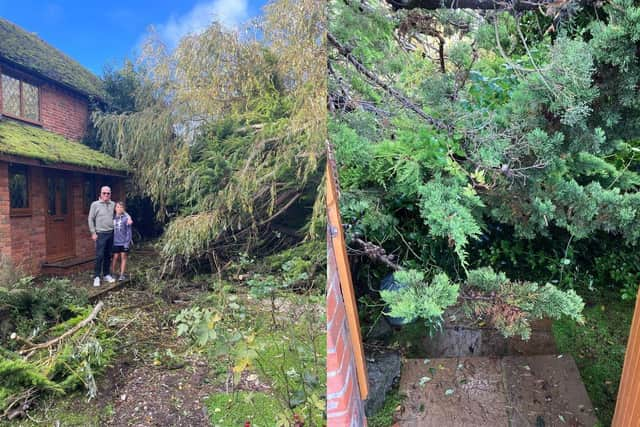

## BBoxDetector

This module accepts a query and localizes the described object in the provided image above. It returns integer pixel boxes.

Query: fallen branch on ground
[19,301,105,358]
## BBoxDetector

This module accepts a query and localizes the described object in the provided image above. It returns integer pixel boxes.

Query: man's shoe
[118,275,126,282]
[93,277,101,287]
[104,275,116,283]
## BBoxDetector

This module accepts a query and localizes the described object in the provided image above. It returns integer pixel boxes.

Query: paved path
[397,355,597,426]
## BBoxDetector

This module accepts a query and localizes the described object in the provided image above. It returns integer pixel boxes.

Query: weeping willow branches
[94,0,326,270]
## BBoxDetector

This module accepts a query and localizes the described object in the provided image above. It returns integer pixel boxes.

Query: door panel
[45,173,74,261]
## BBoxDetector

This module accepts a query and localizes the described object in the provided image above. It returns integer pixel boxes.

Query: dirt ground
[3,243,327,427]
[95,288,217,427]
[4,255,263,426]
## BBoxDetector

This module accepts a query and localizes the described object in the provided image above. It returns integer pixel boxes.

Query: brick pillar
[0,162,11,261]
[327,232,367,426]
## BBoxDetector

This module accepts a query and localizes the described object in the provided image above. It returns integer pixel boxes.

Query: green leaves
[465,267,585,340]
[174,306,222,347]
[380,271,459,325]
[418,175,484,266]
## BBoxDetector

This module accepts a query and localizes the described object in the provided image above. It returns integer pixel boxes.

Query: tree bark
[328,32,450,131]
[387,0,549,10]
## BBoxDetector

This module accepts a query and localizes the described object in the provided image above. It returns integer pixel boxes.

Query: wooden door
[45,172,74,261]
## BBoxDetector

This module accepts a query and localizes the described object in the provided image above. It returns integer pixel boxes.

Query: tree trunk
[388,0,549,10]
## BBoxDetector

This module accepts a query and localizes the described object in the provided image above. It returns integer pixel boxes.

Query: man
[88,186,132,287]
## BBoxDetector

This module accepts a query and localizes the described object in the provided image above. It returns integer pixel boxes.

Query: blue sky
[0,0,267,76]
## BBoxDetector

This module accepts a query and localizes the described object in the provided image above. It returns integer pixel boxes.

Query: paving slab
[398,358,510,427]
[503,355,597,427]
[397,355,596,427]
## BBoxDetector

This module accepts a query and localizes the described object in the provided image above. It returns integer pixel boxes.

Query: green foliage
[1,313,115,416]
[179,242,325,426]
[553,291,634,425]
[94,0,325,268]
[329,0,640,339]
[0,358,64,406]
[466,267,507,292]
[367,391,404,427]
[0,277,88,342]
[380,271,459,326]
[174,306,222,347]
[465,267,584,340]
[418,175,484,265]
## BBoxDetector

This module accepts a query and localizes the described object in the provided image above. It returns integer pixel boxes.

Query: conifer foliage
[329,0,640,338]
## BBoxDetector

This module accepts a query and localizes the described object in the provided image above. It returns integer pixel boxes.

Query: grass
[367,390,404,427]
[553,290,635,426]
[200,289,326,426]
[206,391,281,427]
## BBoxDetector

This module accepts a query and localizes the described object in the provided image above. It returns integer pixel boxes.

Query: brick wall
[327,230,367,427]
[9,166,46,273]
[40,83,88,141]
[0,163,10,260]
[0,161,124,275]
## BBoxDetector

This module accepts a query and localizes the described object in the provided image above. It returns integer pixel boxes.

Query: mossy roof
[0,18,106,99]
[0,119,127,172]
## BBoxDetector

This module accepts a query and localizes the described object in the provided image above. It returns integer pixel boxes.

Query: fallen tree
[93,0,326,274]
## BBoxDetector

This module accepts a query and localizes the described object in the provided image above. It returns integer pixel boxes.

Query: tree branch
[387,0,557,10]
[328,32,450,132]
[20,301,104,357]
[351,237,402,271]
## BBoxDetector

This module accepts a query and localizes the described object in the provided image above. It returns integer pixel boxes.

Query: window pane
[58,178,67,215]
[22,82,39,122]
[84,175,96,212]
[9,166,28,209]
[47,178,56,215]
[2,74,20,117]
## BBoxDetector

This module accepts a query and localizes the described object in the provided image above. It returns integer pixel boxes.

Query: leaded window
[1,73,40,122]
[2,74,20,117]
[9,165,30,213]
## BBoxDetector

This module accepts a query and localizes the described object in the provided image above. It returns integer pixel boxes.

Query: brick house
[0,18,127,275]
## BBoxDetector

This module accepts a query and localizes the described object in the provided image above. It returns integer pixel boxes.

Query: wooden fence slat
[612,285,640,426]
[326,161,369,400]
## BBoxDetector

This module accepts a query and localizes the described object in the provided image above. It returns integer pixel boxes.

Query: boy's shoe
[93,276,101,287]
[104,274,116,283]
[118,275,126,282]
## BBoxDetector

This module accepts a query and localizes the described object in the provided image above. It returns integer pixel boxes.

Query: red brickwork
[40,83,89,141]
[9,166,46,273]
[327,231,367,427]
[0,161,124,275]
[0,163,10,260]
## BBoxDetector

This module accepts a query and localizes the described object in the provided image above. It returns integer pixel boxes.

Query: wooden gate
[612,287,640,425]
[326,154,369,425]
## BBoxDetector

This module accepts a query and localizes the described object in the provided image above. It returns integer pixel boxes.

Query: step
[416,319,557,357]
[397,356,597,427]
[41,256,95,276]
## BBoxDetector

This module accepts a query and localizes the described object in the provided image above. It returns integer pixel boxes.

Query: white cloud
[158,0,250,47]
